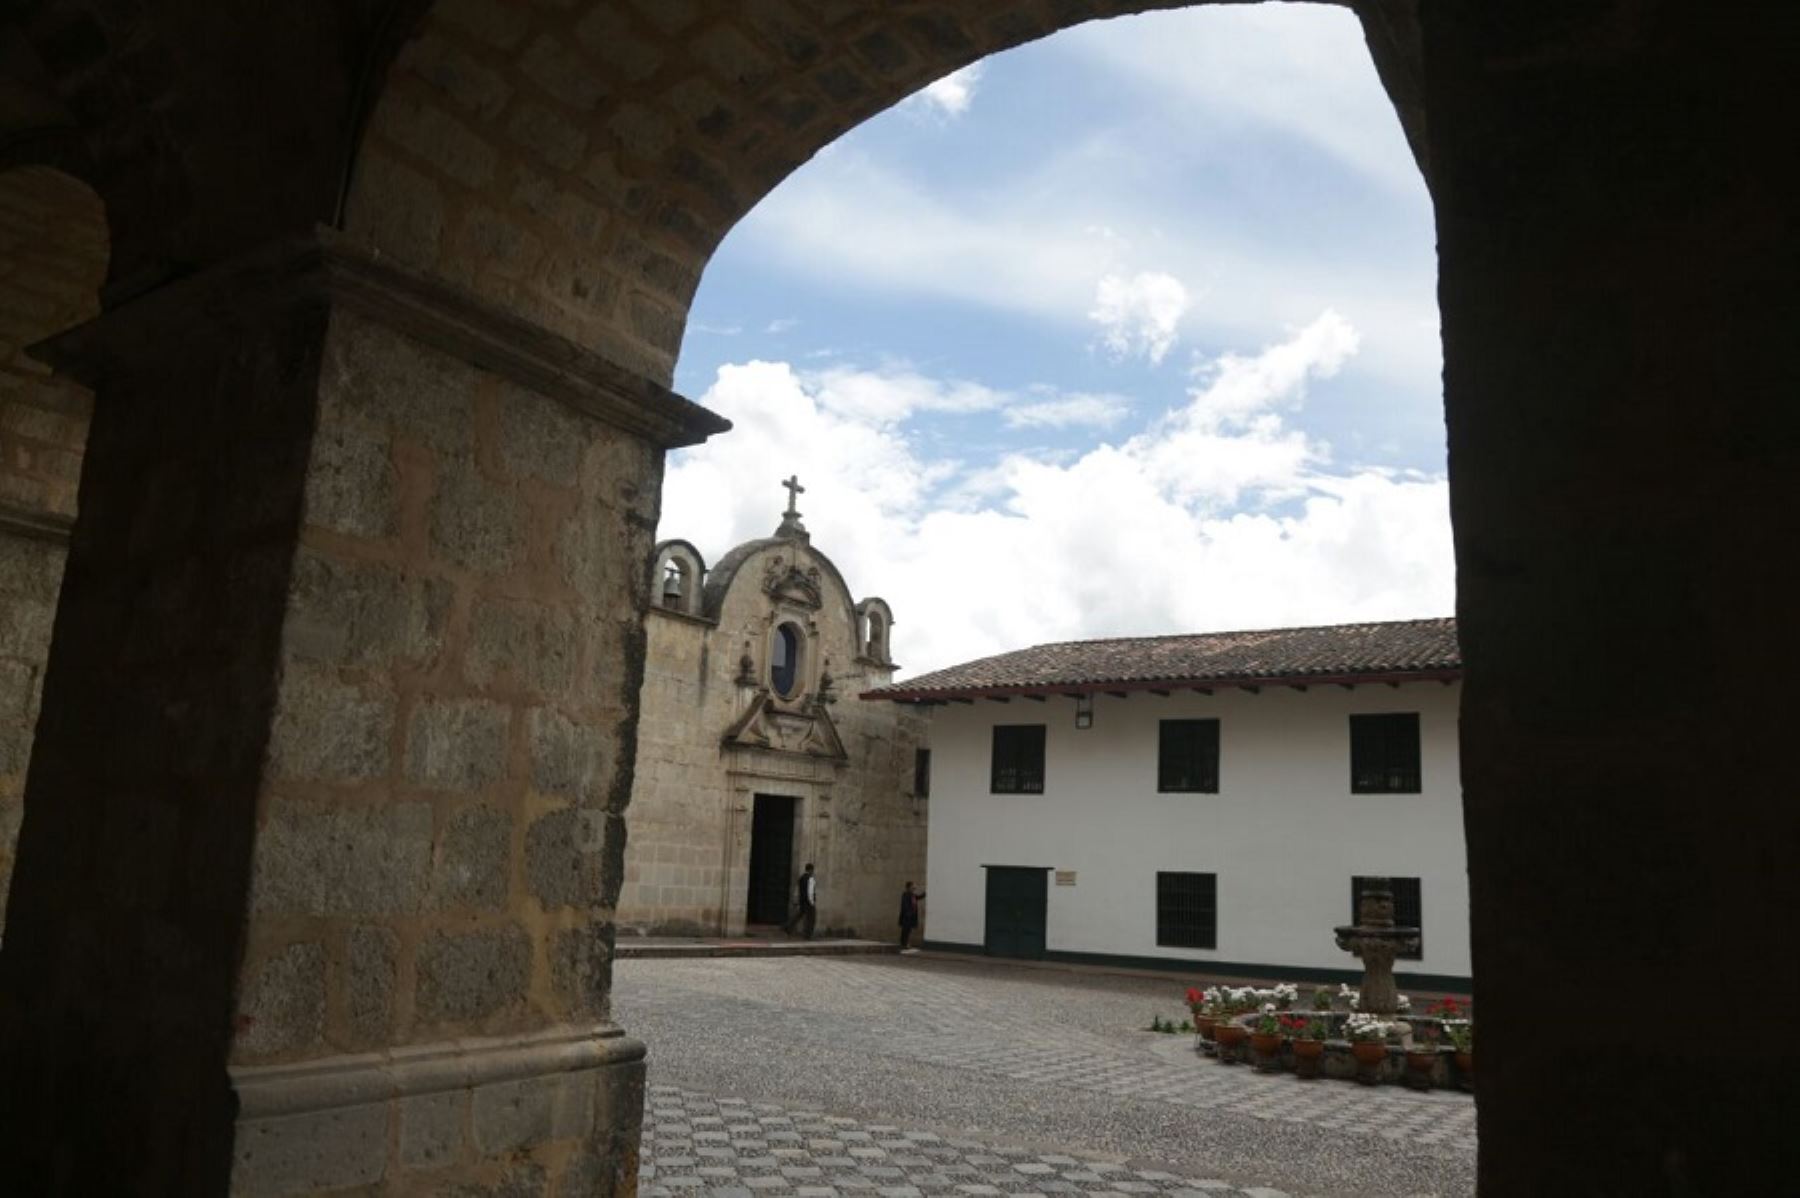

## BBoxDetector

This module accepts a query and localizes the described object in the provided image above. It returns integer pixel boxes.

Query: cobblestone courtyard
[615,956,1475,1198]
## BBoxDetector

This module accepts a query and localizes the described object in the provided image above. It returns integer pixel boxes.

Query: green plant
[1311,987,1335,1012]
[1444,1021,1474,1053]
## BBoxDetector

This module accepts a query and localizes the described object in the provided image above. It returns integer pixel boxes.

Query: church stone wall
[622,534,927,940]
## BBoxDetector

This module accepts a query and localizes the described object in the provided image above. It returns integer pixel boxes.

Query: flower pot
[1404,1049,1437,1091]
[1214,1022,1248,1064]
[1197,1014,1217,1040]
[1249,1032,1283,1069]
[1454,1050,1474,1091]
[1292,1038,1325,1080]
[1350,1039,1387,1083]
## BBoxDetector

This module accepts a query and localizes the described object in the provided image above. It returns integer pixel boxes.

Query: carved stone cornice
[29,227,731,451]
[0,499,73,544]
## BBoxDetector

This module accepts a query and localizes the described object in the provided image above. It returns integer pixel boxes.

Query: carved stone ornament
[761,556,825,610]
[721,692,847,761]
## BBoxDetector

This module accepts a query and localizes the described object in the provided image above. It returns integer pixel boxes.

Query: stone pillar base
[231,1024,645,1196]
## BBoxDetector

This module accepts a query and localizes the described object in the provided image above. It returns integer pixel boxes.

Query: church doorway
[983,866,1050,960]
[746,794,800,927]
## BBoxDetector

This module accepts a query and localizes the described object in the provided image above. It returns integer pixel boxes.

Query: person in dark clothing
[898,881,925,950]
[783,863,818,939]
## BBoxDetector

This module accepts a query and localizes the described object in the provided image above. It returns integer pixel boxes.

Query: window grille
[1351,875,1423,959]
[990,725,1046,794]
[1158,719,1220,793]
[1350,712,1421,793]
[1155,871,1217,949]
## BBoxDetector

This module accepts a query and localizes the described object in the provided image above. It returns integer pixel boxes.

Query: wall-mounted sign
[1054,870,1077,887]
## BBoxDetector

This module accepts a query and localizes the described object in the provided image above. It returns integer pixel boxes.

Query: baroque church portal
[621,480,927,938]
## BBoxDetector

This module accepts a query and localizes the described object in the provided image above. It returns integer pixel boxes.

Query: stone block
[283,550,450,670]
[346,925,398,1043]
[471,1074,555,1155]
[324,310,476,455]
[432,802,510,909]
[232,1103,387,1196]
[526,706,606,797]
[454,205,545,282]
[399,1088,466,1170]
[302,416,396,538]
[430,455,521,574]
[379,91,498,189]
[520,34,608,111]
[405,697,510,792]
[0,657,37,719]
[266,665,395,784]
[524,805,604,910]
[342,150,446,273]
[435,0,531,50]
[0,591,53,659]
[250,800,433,917]
[235,941,326,1058]
[506,100,587,173]
[466,598,575,698]
[0,535,65,599]
[415,924,531,1023]
[551,1069,596,1138]
[550,924,611,1018]
[404,29,513,120]
[497,383,584,487]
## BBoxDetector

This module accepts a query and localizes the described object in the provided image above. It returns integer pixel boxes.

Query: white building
[863,618,1470,988]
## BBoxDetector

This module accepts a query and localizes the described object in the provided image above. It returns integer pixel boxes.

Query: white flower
[1396,995,1412,1012]
[1261,1002,1276,1015]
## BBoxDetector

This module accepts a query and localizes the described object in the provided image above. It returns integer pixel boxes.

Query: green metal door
[983,866,1048,959]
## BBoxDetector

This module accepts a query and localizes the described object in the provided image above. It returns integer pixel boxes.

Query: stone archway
[0,3,1791,1195]
[0,163,105,930]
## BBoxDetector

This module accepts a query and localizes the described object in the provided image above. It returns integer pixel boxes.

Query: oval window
[770,623,802,697]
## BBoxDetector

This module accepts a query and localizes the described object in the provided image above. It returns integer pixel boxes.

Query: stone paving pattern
[616,956,1475,1197]
[643,1086,1315,1198]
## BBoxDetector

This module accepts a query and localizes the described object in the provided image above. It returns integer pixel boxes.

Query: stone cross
[781,474,805,516]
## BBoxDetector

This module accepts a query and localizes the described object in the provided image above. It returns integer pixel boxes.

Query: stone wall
[227,302,663,1194]
[0,165,104,930]
[621,536,927,939]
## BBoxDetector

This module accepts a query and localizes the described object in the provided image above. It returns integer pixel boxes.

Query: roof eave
[858,667,1463,704]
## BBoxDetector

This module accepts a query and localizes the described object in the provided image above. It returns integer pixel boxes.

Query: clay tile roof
[864,617,1459,701]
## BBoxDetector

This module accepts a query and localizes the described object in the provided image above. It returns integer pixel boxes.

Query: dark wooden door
[746,794,798,925]
[984,866,1048,959]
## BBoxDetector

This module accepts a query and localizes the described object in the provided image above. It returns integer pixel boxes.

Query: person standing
[898,881,925,951]
[784,863,818,939]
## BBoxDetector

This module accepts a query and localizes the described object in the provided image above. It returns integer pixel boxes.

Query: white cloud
[661,313,1453,677]
[765,317,799,334]
[911,63,982,117]
[1089,271,1190,364]
[1003,393,1129,430]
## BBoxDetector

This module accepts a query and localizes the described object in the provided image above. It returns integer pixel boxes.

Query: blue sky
[661,5,1452,676]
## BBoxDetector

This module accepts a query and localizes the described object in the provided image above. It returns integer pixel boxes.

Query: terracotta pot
[1291,1038,1325,1080]
[1350,1040,1387,1067]
[1196,1014,1217,1041]
[1214,1022,1248,1063]
[1404,1048,1437,1090]
[1454,1050,1474,1075]
[1249,1032,1282,1057]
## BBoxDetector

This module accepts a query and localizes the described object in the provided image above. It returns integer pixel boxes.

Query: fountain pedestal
[1333,877,1421,1017]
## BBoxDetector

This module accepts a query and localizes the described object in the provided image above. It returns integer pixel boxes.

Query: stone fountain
[1334,877,1421,1015]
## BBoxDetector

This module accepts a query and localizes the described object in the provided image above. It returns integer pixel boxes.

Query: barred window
[1351,876,1423,959]
[1156,872,1217,949]
[990,725,1046,794]
[1158,719,1220,793]
[913,748,931,798]
[1350,713,1421,793]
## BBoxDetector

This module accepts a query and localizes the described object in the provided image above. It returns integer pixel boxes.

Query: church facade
[864,618,1470,988]
[619,482,928,939]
